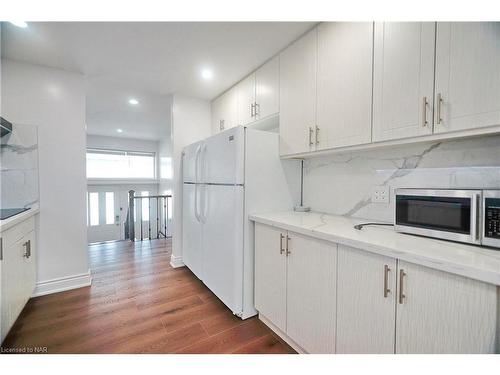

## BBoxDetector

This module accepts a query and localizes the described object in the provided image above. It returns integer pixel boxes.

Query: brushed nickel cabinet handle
[315,126,320,145]
[383,264,391,298]
[23,240,31,258]
[308,127,314,146]
[398,269,406,304]
[251,103,255,117]
[285,235,291,256]
[279,233,285,255]
[255,102,259,117]
[436,93,443,125]
[422,97,428,127]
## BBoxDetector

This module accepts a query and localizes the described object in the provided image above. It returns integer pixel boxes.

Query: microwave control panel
[484,198,500,239]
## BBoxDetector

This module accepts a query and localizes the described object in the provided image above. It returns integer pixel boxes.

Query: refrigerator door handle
[200,144,208,223]
[194,145,202,222]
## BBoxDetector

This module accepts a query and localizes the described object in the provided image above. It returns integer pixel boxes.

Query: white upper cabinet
[211,87,238,134]
[395,261,497,354]
[211,94,224,134]
[373,22,436,142]
[316,22,373,149]
[236,73,256,126]
[434,22,500,134]
[255,56,279,120]
[279,28,317,156]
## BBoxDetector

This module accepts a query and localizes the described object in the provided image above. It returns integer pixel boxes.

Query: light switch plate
[372,185,390,203]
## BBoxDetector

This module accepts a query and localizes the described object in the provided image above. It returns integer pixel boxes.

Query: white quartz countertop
[249,211,500,286]
[0,203,39,232]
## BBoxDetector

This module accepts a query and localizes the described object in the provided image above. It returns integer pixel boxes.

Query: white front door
[87,189,126,243]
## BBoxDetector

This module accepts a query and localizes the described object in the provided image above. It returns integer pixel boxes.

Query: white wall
[158,134,173,195]
[1,59,90,295]
[170,94,211,267]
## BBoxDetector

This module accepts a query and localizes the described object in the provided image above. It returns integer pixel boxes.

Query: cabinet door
[396,261,497,353]
[236,73,256,126]
[286,232,336,353]
[336,246,397,353]
[254,223,287,332]
[279,28,317,156]
[316,22,373,149]
[223,86,239,129]
[211,95,224,134]
[435,22,500,133]
[373,22,435,142]
[255,56,279,120]
[22,231,36,303]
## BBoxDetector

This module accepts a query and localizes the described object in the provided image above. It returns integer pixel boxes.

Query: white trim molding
[33,269,92,297]
[170,254,185,268]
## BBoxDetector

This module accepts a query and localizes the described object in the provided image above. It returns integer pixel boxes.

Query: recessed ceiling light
[201,69,214,80]
[117,129,123,133]
[128,98,139,105]
[10,21,28,28]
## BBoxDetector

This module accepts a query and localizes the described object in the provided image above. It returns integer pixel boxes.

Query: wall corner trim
[170,254,185,268]
[32,269,92,297]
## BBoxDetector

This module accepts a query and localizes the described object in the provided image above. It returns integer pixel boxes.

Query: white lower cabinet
[395,261,498,354]
[254,223,499,354]
[254,224,287,331]
[1,216,37,343]
[336,245,397,353]
[254,223,337,353]
[286,232,337,354]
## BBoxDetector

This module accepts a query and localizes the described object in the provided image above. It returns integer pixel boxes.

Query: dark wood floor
[2,238,295,354]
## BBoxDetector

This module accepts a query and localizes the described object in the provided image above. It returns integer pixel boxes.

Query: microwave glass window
[396,195,471,234]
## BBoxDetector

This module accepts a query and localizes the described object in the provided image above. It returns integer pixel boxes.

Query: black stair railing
[125,190,172,241]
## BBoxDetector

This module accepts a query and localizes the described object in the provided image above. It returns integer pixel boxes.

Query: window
[86,149,156,179]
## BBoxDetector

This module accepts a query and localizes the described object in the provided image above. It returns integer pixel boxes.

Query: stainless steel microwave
[394,189,500,249]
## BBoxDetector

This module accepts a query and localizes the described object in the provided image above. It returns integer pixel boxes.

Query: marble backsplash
[0,123,39,209]
[303,134,500,223]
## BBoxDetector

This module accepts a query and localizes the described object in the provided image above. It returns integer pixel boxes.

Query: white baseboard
[170,254,185,268]
[33,270,92,297]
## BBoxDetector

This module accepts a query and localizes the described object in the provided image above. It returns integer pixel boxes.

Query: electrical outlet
[372,185,390,203]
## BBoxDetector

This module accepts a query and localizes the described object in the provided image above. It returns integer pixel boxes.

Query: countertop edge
[0,204,40,232]
[250,214,500,287]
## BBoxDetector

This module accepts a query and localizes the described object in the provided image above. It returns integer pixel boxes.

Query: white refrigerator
[182,126,298,319]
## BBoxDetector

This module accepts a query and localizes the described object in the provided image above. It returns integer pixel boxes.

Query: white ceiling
[1,22,315,140]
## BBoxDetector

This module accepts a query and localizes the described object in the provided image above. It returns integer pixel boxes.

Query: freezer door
[182,183,203,279]
[201,126,245,185]
[183,141,203,183]
[201,184,245,315]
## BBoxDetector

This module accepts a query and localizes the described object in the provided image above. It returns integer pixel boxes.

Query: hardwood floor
[1,238,295,354]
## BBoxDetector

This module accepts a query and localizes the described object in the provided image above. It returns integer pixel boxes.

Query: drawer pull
[285,235,291,256]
